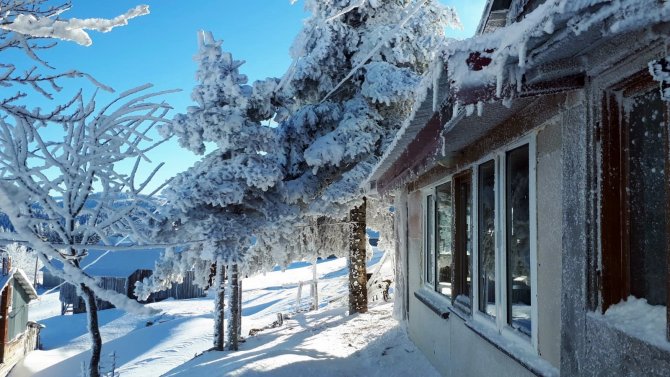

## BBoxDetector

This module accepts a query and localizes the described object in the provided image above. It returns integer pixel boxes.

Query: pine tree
[137,31,294,351]
[278,0,460,314]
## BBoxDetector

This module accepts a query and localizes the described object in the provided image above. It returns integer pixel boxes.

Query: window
[506,145,531,336]
[471,139,536,344]
[424,176,471,302]
[421,138,536,345]
[436,183,453,298]
[478,160,496,317]
[454,173,473,305]
[601,75,670,339]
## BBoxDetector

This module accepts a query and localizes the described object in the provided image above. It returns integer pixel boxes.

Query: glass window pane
[436,183,453,298]
[506,145,531,335]
[628,90,668,306]
[426,195,435,286]
[478,161,496,317]
[455,175,473,302]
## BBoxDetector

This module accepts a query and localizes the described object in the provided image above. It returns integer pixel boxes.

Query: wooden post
[33,254,39,288]
[295,281,303,312]
[349,197,368,315]
[311,259,319,311]
[0,285,9,363]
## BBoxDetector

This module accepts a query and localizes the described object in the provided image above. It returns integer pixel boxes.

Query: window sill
[413,289,556,376]
[414,289,450,319]
[588,305,670,353]
[463,320,558,377]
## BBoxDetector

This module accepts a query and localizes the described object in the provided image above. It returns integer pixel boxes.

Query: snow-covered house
[368,1,670,376]
[0,258,40,377]
[54,249,205,314]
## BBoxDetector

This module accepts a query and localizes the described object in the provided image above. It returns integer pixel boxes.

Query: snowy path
[164,302,439,377]
[10,253,438,376]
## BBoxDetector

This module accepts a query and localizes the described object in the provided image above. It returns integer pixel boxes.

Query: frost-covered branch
[0,85,173,313]
[0,5,149,47]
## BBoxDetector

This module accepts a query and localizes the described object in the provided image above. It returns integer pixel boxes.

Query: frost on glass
[436,182,453,298]
[478,161,496,317]
[628,90,668,306]
[506,145,531,336]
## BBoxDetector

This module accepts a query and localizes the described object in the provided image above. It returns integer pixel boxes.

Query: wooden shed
[57,248,205,314]
[0,261,40,377]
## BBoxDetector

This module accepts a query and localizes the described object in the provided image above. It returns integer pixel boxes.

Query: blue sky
[1,0,486,192]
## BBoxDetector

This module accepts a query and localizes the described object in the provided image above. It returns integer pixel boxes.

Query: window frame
[471,134,539,351]
[420,133,538,351]
[453,171,474,309]
[422,178,452,293]
[600,71,670,340]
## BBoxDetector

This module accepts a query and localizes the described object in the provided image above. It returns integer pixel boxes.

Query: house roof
[369,0,670,194]
[44,248,162,278]
[0,268,38,300]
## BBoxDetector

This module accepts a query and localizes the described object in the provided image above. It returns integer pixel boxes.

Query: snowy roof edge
[365,0,670,195]
[0,268,38,300]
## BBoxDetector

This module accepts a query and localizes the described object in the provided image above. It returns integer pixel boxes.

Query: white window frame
[419,133,538,352]
[471,133,539,352]
[422,176,452,292]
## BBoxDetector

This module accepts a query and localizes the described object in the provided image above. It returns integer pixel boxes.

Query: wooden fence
[60,270,205,314]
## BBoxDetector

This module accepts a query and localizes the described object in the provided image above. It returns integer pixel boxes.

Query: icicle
[432,59,443,112]
[496,65,504,98]
[518,40,527,68]
[477,101,484,117]
[440,133,446,157]
[465,104,475,116]
[503,97,513,108]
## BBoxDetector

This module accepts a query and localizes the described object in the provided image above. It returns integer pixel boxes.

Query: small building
[369,1,670,376]
[0,262,40,377]
[54,249,205,314]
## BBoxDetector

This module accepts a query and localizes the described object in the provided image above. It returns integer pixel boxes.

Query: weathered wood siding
[60,270,205,312]
[40,272,63,289]
[8,280,29,341]
[0,322,40,377]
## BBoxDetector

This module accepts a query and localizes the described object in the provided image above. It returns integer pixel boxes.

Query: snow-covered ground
[11,251,439,377]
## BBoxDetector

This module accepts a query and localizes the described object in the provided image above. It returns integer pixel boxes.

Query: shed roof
[0,268,38,300]
[44,248,162,278]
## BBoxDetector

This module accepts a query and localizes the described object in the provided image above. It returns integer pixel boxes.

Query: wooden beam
[0,285,9,363]
[454,73,585,105]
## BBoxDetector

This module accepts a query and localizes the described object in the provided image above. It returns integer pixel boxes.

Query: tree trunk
[81,284,101,377]
[237,277,242,337]
[213,263,226,351]
[349,197,368,315]
[227,264,240,351]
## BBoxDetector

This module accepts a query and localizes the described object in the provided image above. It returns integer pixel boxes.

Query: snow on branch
[320,0,429,103]
[0,85,175,315]
[0,5,150,46]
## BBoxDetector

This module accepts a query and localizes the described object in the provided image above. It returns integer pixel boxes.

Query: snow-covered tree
[0,3,163,376]
[3,242,42,285]
[277,0,459,314]
[0,86,172,377]
[137,31,294,351]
